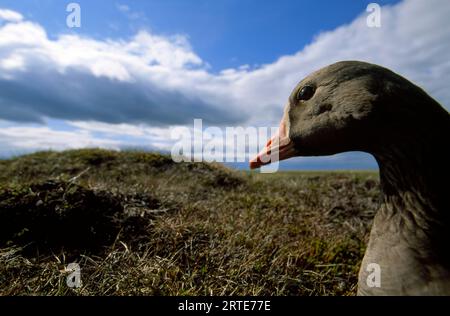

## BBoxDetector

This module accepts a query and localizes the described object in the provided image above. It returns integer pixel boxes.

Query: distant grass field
[0,149,379,295]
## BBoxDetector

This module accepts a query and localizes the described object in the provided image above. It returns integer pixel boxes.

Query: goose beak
[249,113,297,169]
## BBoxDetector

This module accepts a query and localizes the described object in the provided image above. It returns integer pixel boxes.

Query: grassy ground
[0,149,379,296]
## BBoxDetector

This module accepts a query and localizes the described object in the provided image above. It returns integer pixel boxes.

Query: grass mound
[0,149,379,295]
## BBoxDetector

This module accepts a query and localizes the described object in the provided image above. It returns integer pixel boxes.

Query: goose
[249,61,450,295]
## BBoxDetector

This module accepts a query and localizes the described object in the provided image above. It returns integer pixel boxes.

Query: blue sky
[1,0,400,71]
[0,0,449,170]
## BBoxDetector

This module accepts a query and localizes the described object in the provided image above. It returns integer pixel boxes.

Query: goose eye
[297,85,315,101]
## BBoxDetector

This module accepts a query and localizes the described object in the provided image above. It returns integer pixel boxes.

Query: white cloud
[0,15,237,125]
[0,54,25,71]
[0,8,23,22]
[116,4,130,13]
[0,125,121,157]
[116,3,146,21]
[68,120,176,149]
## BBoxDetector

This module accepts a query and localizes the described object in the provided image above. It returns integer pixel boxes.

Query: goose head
[248,60,450,295]
[249,60,435,168]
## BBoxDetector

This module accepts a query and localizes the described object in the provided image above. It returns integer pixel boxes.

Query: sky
[0,0,449,170]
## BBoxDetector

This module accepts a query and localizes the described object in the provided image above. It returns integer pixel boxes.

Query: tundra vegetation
[0,149,378,295]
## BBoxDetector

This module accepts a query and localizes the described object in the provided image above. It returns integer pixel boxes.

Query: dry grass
[0,149,379,296]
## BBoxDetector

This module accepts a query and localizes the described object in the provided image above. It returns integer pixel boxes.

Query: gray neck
[373,132,450,251]
[357,124,450,295]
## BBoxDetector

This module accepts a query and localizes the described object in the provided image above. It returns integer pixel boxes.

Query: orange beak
[249,113,297,169]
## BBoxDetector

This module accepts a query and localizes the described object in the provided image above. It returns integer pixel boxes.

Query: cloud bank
[0,0,449,165]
